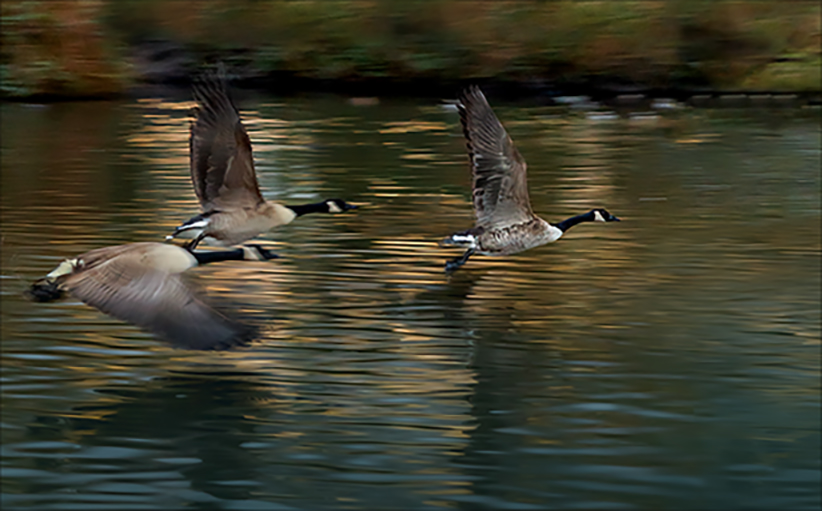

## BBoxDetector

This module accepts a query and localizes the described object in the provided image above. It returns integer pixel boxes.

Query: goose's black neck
[554,211,595,232]
[286,201,327,217]
[191,248,245,265]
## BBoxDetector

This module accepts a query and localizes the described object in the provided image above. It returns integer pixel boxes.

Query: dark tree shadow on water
[22,371,280,504]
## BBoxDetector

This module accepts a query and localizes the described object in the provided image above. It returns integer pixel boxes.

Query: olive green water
[1,95,820,510]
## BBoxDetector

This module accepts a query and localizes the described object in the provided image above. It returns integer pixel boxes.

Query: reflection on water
[1,96,820,510]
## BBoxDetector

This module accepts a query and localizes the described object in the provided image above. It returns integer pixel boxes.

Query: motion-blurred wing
[65,257,256,350]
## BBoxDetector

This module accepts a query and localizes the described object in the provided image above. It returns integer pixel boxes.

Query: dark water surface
[1,95,820,510]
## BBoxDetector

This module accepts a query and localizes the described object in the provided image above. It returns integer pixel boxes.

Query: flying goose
[166,70,356,249]
[28,242,277,350]
[441,86,620,272]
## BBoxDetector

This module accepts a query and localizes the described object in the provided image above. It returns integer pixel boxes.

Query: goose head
[592,209,620,222]
[324,199,357,214]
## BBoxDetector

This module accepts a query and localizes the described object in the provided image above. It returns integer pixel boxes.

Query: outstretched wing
[190,67,265,212]
[458,86,534,228]
[65,257,256,350]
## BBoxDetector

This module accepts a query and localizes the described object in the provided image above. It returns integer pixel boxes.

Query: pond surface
[1,94,820,510]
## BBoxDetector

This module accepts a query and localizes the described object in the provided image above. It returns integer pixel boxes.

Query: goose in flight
[166,70,356,249]
[441,86,620,272]
[28,242,277,350]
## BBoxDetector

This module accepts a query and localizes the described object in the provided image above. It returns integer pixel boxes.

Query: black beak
[611,215,621,221]
[344,203,358,211]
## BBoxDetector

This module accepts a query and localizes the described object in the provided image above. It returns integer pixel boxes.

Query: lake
[1,93,820,510]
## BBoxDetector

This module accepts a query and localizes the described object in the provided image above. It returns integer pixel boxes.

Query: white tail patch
[168,228,204,241]
[169,218,210,240]
[241,246,265,261]
[181,218,210,230]
[444,233,477,248]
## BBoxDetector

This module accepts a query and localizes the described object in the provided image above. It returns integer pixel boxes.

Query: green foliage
[742,55,822,91]
[1,0,129,98]
[2,0,820,98]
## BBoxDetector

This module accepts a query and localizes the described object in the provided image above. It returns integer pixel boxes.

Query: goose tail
[167,214,212,241]
[440,228,481,249]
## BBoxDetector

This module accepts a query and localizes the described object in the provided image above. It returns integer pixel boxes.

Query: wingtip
[460,85,485,103]
[457,86,489,121]
[158,303,263,351]
[191,64,232,108]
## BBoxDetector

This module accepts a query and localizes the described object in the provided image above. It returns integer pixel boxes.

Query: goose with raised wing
[166,71,356,250]
[28,242,277,350]
[441,86,620,272]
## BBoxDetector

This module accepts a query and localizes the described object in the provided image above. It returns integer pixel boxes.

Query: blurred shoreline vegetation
[1,0,820,99]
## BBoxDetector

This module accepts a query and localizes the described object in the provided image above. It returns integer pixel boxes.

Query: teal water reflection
[1,96,820,510]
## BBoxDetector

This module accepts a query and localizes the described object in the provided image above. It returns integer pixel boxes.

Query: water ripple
[1,99,819,510]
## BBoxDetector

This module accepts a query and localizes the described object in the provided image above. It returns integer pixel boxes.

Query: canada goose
[166,70,356,249]
[441,86,620,273]
[27,242,277,350]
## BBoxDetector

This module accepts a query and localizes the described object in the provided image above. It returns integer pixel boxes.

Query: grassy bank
[2,0,820,99]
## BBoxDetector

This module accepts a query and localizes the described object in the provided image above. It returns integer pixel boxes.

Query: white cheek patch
[47,258,79,278]
[594,210,605,222]
[327,201,343,214]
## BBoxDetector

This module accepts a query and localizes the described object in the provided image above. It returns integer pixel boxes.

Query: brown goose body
[442,86,620,272]
[166,70,354,249]
[466,218,561,256]
[200,202,297,247]
[28,242,276,350]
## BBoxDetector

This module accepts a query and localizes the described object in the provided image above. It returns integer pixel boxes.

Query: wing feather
[458,86,534,228]
[64,257,256,350]
[190,68,264,212]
